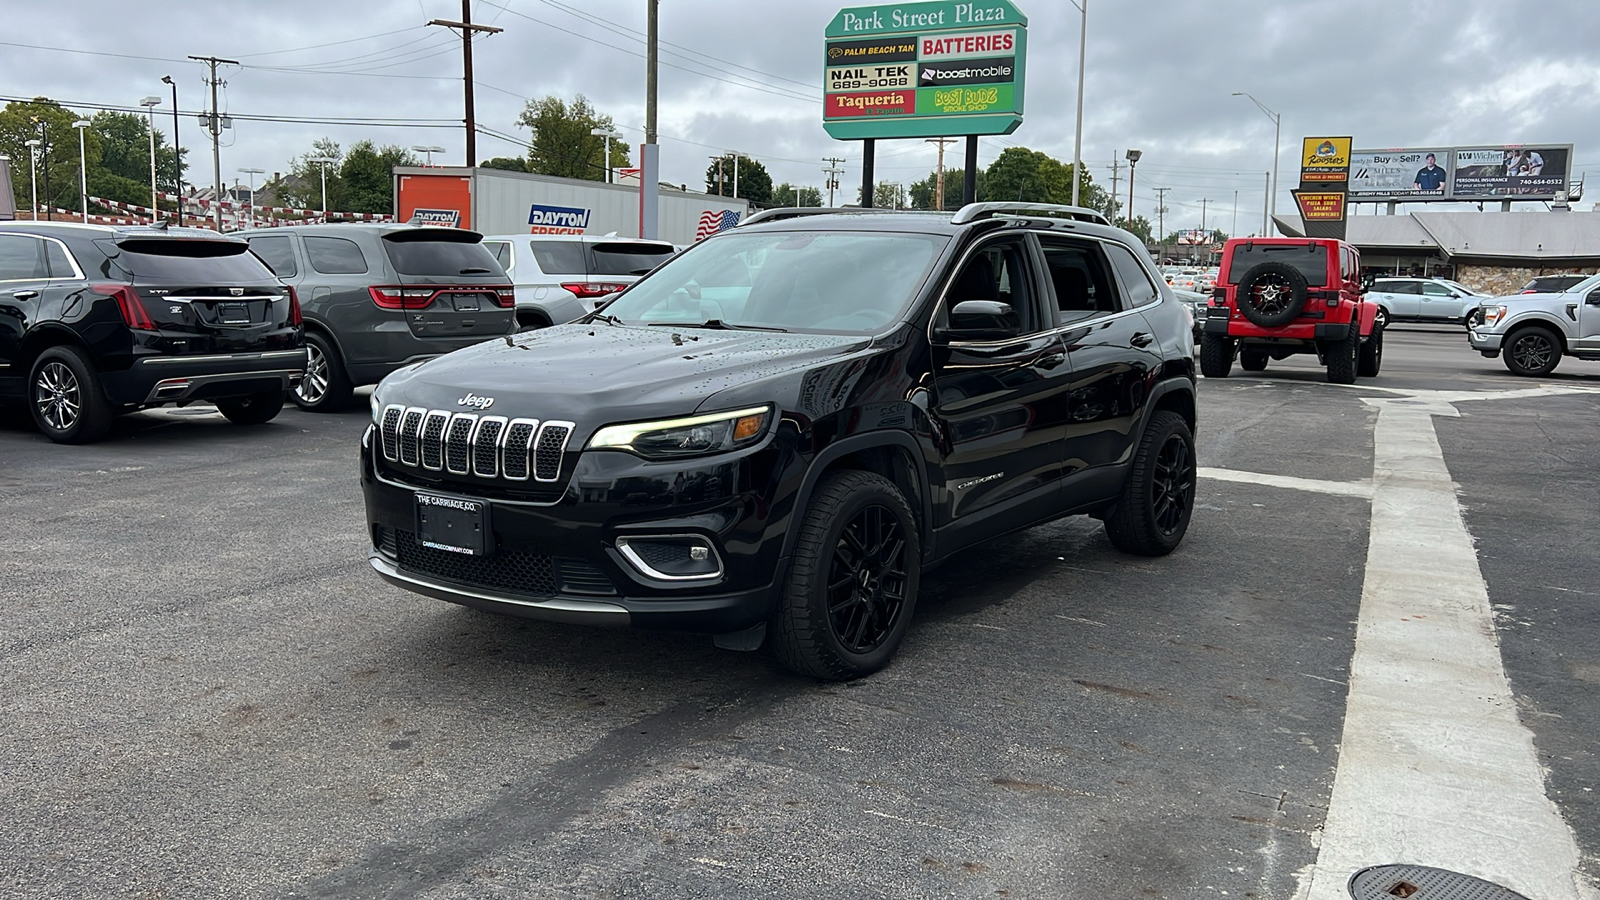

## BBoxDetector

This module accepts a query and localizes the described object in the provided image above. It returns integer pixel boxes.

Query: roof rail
[950,202,1110,227]
[738,207,927,227]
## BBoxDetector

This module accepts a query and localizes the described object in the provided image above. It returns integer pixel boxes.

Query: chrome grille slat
[419,411,449,470]
[445,413,476,474]
[380,405,403,461]
[398,408,426,466]
[502,418,539,481]
[472,417,507,478]
[534,421,574,482]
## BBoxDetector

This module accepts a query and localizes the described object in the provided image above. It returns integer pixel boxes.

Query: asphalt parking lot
[2,326,1597,899]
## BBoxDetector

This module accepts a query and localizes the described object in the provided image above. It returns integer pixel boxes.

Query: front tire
[1105,410,1196,556]
[292,332,354,412]
[216,390,286,425]
[1199,333,1234,378]
[1503,326,1562,377]
[1240,349,1269,372]
[29,346,112,444]
[771,470,921,681]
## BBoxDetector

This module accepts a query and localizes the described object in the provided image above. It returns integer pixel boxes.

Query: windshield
[382,237,504,277]
[599,230,946,334]
[1227,244,1329,286]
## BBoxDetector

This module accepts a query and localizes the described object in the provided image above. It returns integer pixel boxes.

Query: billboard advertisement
[823,0,1027,141]
[1345,144,1572,202]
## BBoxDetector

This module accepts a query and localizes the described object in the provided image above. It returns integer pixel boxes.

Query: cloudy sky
[8,0,1600,233]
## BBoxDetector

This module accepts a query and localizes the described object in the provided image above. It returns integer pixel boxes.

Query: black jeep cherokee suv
[0,222,305,443]
[362,204,1198,679]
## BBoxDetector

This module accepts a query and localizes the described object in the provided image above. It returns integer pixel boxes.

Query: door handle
[12,290,38,301]
[1130,332,1154,348]
[1038,352,1066,370]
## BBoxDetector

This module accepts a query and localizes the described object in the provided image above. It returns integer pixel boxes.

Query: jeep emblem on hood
[457,393,495,410]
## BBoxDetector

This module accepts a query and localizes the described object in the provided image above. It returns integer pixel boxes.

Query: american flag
[695,209,741,241]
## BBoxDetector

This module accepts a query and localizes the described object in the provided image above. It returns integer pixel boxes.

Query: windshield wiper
[459,267,493,274]
[590,312,626,326]
[648,319,787,333]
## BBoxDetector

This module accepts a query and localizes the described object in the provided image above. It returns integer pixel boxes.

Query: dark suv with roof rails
[0,222,305,443]
[362,202,1198,679]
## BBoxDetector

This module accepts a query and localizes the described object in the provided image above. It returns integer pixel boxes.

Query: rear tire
[216,390,286,425]
[29,346,112,444]
[292,332,354,412]
[1502,326,1562,377]
[1358,325,1384,377]
[1325,327,1360,384]
[1239,349,1269,372]
[1199,333,1234,378]
[771,470,921,681]
[1105,411,1196,557]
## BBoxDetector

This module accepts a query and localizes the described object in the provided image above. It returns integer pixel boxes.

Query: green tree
[1120,214,1154,245]
[281,137,345,210]
[770,182,822,207]
[340,140,418,214]
[908,167,984,210]
[85,110,182,211]
[0,99,88,215]
[861,181,907,208]
[704,155,772,205]
[480,156,527,172]
[515,94,630,181]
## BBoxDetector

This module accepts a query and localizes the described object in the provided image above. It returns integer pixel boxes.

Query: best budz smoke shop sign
[824,0,1027,140]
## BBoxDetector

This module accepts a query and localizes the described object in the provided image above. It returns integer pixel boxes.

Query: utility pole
[925,137,957,211]
[428,2,502,167]
[712,156,725,196]
[1153,186,1170,245]
[823,157,844,207]
[1107,156,1120,222]
[641,0,659,238]
[188,55,238,231]
[1232,189,1238,238]
[1200,198,1210,235]
[1262,172,1270,236]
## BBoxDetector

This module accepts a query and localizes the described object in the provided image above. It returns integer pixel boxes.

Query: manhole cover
[1348,864,1531,900]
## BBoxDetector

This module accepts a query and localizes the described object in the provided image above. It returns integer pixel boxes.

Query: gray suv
[240,224,515,411]
[1468,274,1600,376]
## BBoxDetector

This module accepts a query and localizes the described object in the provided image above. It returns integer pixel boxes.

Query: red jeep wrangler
[1199,237,1382,384]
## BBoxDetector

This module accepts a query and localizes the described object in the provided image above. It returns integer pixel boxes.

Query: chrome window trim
[0,233,87,283]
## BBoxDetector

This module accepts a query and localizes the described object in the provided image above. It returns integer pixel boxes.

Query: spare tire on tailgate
[1235,261,1308,328]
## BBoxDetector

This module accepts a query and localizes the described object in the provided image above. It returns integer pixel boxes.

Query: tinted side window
[44,241,79,278]
[1421,283,1452,296]
[525,240,586,276]
[589,242,675,277]
[382,238,500,276]
[1103,242,1159,308]
[304,236,368,275]
[248,236,298,278]
[0,235,46,280]
[1038,237,1119,319]
[1227,245,1329,287]
[947,239,1041,334]
[1377,280,1422,295]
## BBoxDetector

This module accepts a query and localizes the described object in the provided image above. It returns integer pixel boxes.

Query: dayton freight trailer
[393,166,750,245]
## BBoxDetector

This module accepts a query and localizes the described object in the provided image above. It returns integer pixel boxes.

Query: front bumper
[104,348,309,405]
[360,426,790,634]
[1467,328,1504,355]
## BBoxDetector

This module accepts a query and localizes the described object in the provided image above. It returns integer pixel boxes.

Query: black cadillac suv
[0,222,305,443]
[362,203,1198,679]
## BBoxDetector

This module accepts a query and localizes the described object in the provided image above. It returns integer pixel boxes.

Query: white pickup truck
[1467,274,1600,375]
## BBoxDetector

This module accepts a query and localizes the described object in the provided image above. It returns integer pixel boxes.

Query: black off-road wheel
[1240,348,1269,371]
[1199,333,1234,378]
[29,346,113,444]
[771,470,921,681]
[1105,410,1196,557]
[1236,262,1309,328]
[1503,326,1562,377]
[216,390,287,425]
[292,332,354,412]
[1358,325,1384,377]
[1325,326,1361,384]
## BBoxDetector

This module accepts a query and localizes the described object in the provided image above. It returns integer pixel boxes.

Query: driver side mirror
[1587,289,1600,307]
[940,300,1019,342]
[1359,272,1377,294]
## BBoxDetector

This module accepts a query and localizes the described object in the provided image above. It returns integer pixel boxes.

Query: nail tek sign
[824,0,1027,140]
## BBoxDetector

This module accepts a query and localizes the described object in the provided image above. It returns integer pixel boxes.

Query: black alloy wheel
[1105,410,1196,556]
[826,504,910,656]
[1503,327,1562,377]
[1149,429,1194,536]
[1235,261,1309,328]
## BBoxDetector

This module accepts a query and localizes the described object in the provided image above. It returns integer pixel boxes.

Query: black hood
[376,322,873,437]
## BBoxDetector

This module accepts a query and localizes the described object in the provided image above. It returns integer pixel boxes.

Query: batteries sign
[824,0,1027,140]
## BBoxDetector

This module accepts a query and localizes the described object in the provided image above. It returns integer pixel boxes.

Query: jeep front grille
[380,404,573,482]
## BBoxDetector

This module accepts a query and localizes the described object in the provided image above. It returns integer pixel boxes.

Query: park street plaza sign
[823,0,1027,140]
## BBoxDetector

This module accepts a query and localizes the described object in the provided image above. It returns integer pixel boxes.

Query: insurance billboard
[823,0,1028,141]
[1347,144,1572,202]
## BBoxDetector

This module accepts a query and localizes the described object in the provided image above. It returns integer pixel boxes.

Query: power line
[232,26,424,58]
[0,40,195,65]
[0,94,460,128]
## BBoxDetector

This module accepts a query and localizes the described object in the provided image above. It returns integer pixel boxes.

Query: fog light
[616,535,723,581]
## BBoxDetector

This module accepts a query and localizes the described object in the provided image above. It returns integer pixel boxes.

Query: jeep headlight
[1481,305,1507,326]
[588,406,771,459]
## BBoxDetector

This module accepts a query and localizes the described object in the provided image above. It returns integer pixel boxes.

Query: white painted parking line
[1199,466,1374,499]
[1290,387,1599,900]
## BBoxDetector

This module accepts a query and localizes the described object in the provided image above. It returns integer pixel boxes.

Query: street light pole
[1069,0,1087,207]
[1125,149,1141,234]
[411,145,445,167]
[590,128,622,184]
[1233,92,1281,222]
[140,96,162,220]
[74,119,91,223]
[238,167,264,229]
[162,75,179,222]
[24,139,40,221]
[307,157,335,222]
